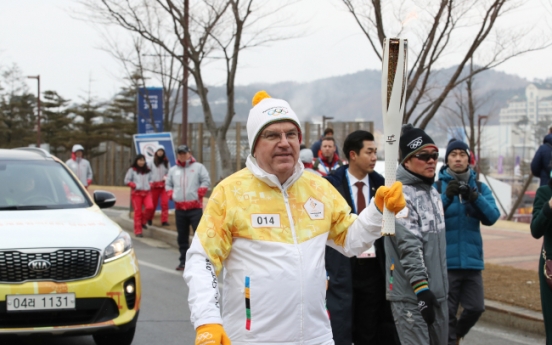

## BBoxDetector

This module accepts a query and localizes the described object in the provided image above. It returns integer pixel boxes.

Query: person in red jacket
[147,145,171,226]
[124,154,154,237]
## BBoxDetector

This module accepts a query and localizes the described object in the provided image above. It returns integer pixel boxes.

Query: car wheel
[93,326,136,345]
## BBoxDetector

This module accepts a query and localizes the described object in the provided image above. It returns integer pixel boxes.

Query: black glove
[459,184,479,203]
[416,289,437,325]
[445,180,460,199]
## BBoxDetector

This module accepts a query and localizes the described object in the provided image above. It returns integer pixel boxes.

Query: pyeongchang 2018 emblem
[386,134,397,145]
[263,107,289,116]
[407,136,423,149]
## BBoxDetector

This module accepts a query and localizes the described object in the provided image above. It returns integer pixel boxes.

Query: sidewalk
[483,220,540,272]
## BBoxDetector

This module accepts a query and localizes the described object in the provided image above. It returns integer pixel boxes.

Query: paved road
[6,209,545,345]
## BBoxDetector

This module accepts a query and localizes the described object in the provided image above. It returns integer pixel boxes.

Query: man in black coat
[531,128,552,186]
[325,130,400,345]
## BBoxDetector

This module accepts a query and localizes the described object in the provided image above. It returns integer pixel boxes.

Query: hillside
[182,67,529,131]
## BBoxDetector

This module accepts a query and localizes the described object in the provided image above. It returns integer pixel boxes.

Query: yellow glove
[375,182,406,214]
[196,324,231,345]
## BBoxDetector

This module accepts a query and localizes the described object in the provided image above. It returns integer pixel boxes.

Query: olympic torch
[381,38,408,236]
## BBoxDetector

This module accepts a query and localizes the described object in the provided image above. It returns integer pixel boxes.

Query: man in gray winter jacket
[166,145,211,271]
[385,124,448,345]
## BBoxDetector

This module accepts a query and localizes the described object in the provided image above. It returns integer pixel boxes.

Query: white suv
[0,148,141,345]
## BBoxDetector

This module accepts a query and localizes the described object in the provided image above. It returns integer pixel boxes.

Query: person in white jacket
[183,90,406,345]
[166,144,211,271]
[65,144,93,189]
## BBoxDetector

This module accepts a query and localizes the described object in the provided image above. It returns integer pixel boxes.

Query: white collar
[246,155,304,190]
[347,168,369,187]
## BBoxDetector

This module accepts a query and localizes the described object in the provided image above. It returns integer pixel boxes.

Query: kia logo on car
[28,259,51,272]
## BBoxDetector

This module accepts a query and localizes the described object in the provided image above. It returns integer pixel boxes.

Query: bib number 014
[251,214,281,228]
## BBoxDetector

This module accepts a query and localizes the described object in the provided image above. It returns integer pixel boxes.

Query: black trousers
[352,258,400,345]
[175,208,203,266]
[447,269,485,344]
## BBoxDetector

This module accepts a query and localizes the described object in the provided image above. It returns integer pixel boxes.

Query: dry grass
[483,263,541,311]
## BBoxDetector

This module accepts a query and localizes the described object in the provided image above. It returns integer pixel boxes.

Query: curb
[480,299,545,336]
[112,212,179,249]
[112,212,545,336]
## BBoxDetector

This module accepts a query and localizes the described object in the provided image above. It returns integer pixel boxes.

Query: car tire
[93,326,136,345]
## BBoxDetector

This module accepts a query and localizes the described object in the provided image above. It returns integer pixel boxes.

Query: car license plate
[6,293,76,312]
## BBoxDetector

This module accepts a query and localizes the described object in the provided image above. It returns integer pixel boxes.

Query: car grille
[0,298,119,328]
[0,249,101,283]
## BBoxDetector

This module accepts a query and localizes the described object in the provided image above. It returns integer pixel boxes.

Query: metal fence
[64,121,373,186]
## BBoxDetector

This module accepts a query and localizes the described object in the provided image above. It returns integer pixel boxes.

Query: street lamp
[182,0,189,145]
[477,115,488,179]
[27,75,41,147]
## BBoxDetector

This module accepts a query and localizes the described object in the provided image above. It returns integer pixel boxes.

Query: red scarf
[177,156,196,167]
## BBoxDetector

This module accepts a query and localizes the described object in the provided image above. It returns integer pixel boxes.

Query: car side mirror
[93,190,116,209]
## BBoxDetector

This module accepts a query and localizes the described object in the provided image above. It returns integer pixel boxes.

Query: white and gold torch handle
[381,38,408,236]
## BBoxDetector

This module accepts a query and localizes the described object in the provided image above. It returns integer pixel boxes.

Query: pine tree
[0,65,36,148]
[104,83,137,148]
[69,97,110,158]
[41,90,72,155]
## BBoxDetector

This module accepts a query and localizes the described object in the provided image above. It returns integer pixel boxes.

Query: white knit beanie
[247,91,302,154]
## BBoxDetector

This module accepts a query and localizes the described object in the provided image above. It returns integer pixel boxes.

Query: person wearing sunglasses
[435,139,499,345]
[184,91,406,345]
[384,123,448,345]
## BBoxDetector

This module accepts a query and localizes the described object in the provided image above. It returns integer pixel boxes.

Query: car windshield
[0,160,92,210]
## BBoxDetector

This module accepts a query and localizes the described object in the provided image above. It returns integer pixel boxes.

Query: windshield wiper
[0,205,50,210]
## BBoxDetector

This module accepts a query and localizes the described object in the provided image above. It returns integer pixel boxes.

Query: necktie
[354,181,366,214]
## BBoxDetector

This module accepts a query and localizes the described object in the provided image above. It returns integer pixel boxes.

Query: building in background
[498,83,552,159]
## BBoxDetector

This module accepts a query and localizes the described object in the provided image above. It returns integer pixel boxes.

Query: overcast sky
[1,0,551,103]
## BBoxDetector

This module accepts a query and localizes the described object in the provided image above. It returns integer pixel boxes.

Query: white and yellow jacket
[184,156,382,345]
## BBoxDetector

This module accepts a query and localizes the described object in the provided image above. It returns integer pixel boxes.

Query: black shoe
[175,265,185,271]
[162,222,170,226]
[147,220,152,226]
[136,233,144,238]
[142,224,147,230]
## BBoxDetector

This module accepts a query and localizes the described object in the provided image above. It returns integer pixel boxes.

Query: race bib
[251,214,281,228]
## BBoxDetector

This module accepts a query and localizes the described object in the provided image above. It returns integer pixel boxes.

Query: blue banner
[133,132,176,211]
[137,87,164,134]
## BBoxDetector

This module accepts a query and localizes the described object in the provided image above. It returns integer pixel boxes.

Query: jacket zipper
[430,189,447,296]
[282,189,304,343]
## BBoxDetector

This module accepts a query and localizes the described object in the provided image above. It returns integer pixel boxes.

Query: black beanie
[445,138,470,163]
[399,124,437,163]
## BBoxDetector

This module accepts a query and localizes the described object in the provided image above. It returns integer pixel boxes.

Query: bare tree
[438,59,495,152]
[101,34,183,131]
[79,0,297,178]
[341,0,551,129]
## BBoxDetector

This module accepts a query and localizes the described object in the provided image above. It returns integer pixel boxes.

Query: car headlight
[104,231,132,262]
